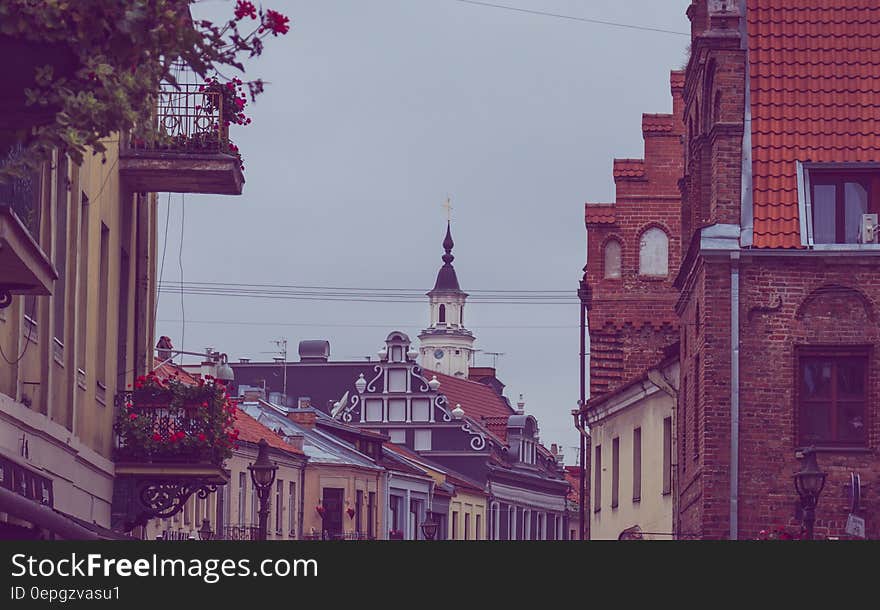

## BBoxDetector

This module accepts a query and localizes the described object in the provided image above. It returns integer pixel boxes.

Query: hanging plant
[315,504,327,518]
[113,371,239,465]
[0,0,291,182]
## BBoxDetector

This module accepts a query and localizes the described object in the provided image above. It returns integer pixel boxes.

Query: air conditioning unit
[859,214,879,244]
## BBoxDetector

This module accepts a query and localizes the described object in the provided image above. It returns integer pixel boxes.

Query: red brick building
[584,71,685,399]
[676,0,880,539]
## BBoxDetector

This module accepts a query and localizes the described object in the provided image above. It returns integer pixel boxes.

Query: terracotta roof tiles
[747,0,880,248]
[584,204,616,225]
[642,113,675,134]
[235,409,305,456]
[613,158,646,180]
[427,370,514,424]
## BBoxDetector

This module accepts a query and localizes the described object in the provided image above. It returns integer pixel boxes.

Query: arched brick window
[603,239,622,279]
[639,227,669,277]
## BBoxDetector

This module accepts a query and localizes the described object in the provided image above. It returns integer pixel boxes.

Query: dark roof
[430,222,462,292]
[232,361,373,413]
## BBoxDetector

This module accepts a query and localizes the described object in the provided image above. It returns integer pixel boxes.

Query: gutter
[0,487,100,540]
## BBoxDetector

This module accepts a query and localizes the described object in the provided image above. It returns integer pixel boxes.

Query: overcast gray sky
[157,0,691,464]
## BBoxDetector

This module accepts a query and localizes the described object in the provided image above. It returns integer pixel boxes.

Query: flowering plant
[347,507,356,519]
[315,504,327,518]
[0,0,291,181]
[113,371,239,465]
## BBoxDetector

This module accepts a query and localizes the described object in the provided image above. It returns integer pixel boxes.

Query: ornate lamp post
[420,514,438,540]
[248,439,278,541]
[794,447,826,540]
[198,518,214,541]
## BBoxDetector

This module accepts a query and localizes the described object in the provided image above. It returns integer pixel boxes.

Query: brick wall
[584,70,684,399]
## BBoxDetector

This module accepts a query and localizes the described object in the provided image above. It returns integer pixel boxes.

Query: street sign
[845,513,866,538]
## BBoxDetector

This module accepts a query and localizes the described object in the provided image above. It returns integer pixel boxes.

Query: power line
[448,0,690,37]
[157,318,579,329]
[158,280,573,294]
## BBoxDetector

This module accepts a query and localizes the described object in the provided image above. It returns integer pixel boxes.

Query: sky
[157,0,692,465]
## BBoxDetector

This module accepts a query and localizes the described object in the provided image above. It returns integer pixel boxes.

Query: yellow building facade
[0,142,159,535]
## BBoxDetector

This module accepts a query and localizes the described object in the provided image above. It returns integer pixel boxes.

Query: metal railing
[128,82,229,154]
[158,529,196,541]
[0,164,40,235]
[220,525,260,541]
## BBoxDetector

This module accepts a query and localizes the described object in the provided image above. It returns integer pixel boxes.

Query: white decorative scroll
[366,365,383,393]
[411,365,431,392]
[433,394,453,422]
[461,421,487,451]
[342,394,360,423]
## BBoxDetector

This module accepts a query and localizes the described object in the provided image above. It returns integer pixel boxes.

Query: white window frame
[798,161,880,250]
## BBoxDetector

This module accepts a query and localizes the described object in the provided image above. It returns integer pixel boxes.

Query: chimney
[468,366,506,396]
[288,408,317,429]
[687,0,708,42]
[282,433,305,453]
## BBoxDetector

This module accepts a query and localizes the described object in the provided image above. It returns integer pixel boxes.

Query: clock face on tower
[433,349,445,360]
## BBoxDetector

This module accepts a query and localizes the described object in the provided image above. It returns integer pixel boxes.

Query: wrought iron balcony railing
[128,83,230,155]
[220,525,261,541]
[113,387,233,467]
[0,168,40,236]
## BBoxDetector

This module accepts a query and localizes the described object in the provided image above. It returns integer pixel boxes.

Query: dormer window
[811,172,873,243]
[802,166,880,246]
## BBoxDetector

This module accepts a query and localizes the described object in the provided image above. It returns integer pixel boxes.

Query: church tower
[419,222,475,377]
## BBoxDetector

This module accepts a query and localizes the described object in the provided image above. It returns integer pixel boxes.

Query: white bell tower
[419,222,475,377]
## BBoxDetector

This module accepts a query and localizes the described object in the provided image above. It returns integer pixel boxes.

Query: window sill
[638,275,669,282]
[632,496,641,504]
[796,445,871,455]
[808,243,880,251]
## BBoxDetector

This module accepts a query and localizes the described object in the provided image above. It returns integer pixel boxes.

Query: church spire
[432,221,461,292]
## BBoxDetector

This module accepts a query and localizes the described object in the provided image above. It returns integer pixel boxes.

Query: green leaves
[0,0,290,182]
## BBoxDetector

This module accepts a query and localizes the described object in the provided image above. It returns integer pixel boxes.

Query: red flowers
[316,504,326,517]
[260,9,290,36]
[234,0,257,21]
[198,433,207,442]
[152,433,162,442]
[129,412,138,420]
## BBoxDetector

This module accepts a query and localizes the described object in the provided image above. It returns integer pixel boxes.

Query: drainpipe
[647,367,679,539]
[730,252,741,540]
[298,463,305,540]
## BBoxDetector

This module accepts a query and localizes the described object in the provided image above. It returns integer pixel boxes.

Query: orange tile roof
[152,360,198,385]
[235,410,305,456]
[747,0,880,248]
[427,370,515,424]
[564,466,582,505]
[613,158,646,180]
[584,204,616,225]
[642,113,676,134]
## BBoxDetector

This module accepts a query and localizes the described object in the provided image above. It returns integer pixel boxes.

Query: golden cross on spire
[442,196,453,222]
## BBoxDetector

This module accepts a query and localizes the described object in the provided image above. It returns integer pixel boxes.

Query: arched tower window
[460,305,464,326]
[639,227,669,277]
[603,239,622,279]
[439,304,446,324]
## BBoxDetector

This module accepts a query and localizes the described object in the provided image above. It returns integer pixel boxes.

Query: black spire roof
[431,222,461,292]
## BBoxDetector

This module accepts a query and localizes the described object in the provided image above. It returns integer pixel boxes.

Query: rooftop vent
[299,340,330,362]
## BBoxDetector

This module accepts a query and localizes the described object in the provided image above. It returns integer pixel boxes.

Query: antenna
[475,350,505,367]
[267,338,288,403]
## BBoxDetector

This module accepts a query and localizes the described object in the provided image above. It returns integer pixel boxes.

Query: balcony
[110,375,235,532]
[0,169,56,308]
[220,525,261,541]
[119,82,244,196]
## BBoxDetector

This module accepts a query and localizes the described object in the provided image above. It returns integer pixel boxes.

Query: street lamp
[248,439,278,541]
[198,518,214,541]
[420,514,438,541]
[794,447,826,540]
